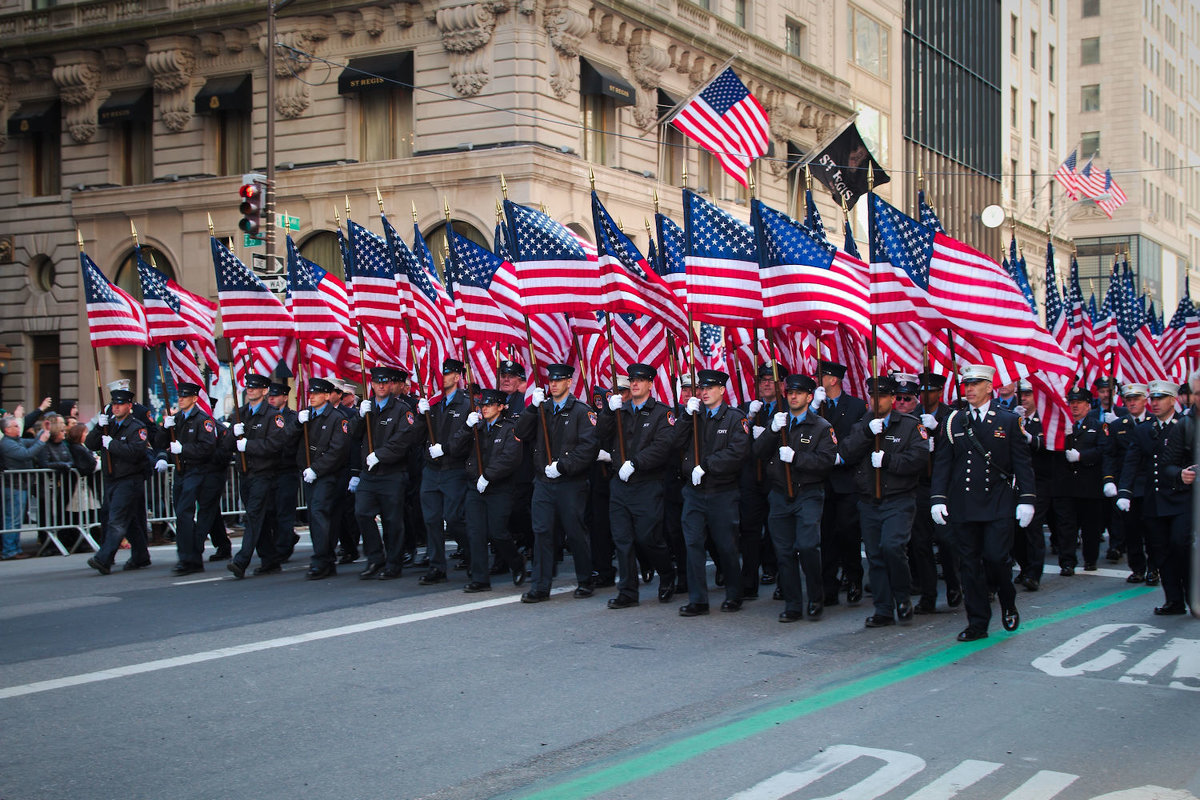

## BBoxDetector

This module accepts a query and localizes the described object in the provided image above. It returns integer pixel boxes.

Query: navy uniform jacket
[931,405,1036,522]
[516,394,598,482]
[673,402,751,493]
[596,396,678,485]
[421,390,472,471]
[1108,412,1150,494]
[918,402,954,487]
[739,398,781,492]
[297,404,350,477]
[1119,415,1193,516]
[751,410,836,494]
[841,411,928,500]
[85,414,152,479]
[356,395,423,478]
[453,415,524,491]
[1088,401,1130,422]
[273,407,301,474]
[1051,416,1113,498]
[238,401,289,474]
[1020,413,1055,495]
[817,392,867,494]
[153,408,217,473]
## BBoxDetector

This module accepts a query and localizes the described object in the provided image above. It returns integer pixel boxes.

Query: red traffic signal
[238,173,267,237]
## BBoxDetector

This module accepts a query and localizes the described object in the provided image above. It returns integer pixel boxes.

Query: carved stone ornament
[52,51,102,143]
[437,0,502,97]
[146,37,197,132]
[625,31,668,131]
[334,10,359,36]
[543,0,591,99]
[275,79,311,119]
[360,6,385,37]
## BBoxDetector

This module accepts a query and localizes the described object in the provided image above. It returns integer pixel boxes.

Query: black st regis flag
[807,122,890,209]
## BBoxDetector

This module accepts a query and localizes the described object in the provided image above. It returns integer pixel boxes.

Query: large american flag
[591,191,689,339]
[670,67,769,187]
[1053,150,1079,201]
[653,212,689,310]
[683,188,762,325]
[211,236,294,382]
[868,195,944,329]
[405,224,458,387]
[1075,158,1107,199]
[504,200,600,314]
[81,251,147,349]
[135,248,214,408]
[752,199,869,339]
[1116,261,1168,383]
[1096,169,1128,218]
[1068,257,1102,385]
[1160,292,1200,380]
[446,228,525,348]
[346,219,407,367]
[287,236,348,340]
[414,224,462,340]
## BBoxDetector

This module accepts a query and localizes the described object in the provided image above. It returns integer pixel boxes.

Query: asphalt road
[1,537,1198,800]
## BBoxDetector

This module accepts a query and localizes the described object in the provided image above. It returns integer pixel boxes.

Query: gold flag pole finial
[444,197,452,223]
[867,163,875,194]
[747,172,756,199]
[76,229,85,252]
[207,213,215,237]
[375,187,385,216]
[333,205,341,228]
[644,217,652,238]
[344,195,352,220]
[589,168,596,192]
[681,162,689,190]
[130,219,139,247]
[917,165,924,191]
[653,188,660,215]
[500,174,508,200]
[412,200,419,224]
[805,164,812,191]
[840,195,850,221]
[495,199,502,224]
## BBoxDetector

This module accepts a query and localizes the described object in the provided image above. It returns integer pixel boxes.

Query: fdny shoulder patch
[829,429,838,445]
[406,411,415,426]
[341,419,349,433]
[204,420,215,433]
[138,428,147,440]
[918,425,928,440]
[275,416,285,428]
[588,411,597,426]
[741,418,750,435]
[1102,422,1109,434]
[666,411,676,426]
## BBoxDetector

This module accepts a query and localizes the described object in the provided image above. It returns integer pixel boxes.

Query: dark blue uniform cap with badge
[499,360,525,378]
[308,377,336,393]
[176,381,202,397]
[1093,376,1113,389]
[479,388,508,406]
[442,358,465,375]
[866,375,898,395]
[244,373,271,390]
[369,366,395,382]
[756,362,788,380]
[818,361,847,379]
[918,371,947,390]
[626,363,655,381]
[783,374,816,393]
[1067,386,1093,402]
[268,382,290,397]
[392,368,410,383]
[110,389,135,404]
[546,363,574,380]
[697,369,728,388]
[891,373,920,395]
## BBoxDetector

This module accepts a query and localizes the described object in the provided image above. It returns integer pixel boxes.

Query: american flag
[752,199,869,339]
[1005,237,1038,317]
[346,219,407,367]
[414,224,462,340]
[1068,259,1101,386]
[504,200,600,314]
[918,189,946,234]
[211,236,292,337]
[1094,259,1120,371]
[1053,150,1079,201]
[80,251,148,349]
[165,275,221,393]
[446,228,525,348]
[281,240,358,382]
[1096,169,1128,218]
[804,188,828,242]
[683,188,762,325]
[1160,292,1200,380]
[1075,157,1107,199]
[591,192,689,339]
[868,194,943,329]
[670,67,769,187]
[135,249,213,409]
[406,225,458,388]
[287,236,348,340]
[697,321,725,370]
[381,214,417,318]
[1115,260,1168,383]
[653,213,688,309]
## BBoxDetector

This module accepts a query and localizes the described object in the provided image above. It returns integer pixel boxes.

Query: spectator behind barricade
[2,413,49,559]
[22,397,54,438]
[56,399,79,423]
[35,414,93,553]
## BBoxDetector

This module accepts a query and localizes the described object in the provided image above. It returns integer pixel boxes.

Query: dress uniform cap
[756,362,788,380]
[697,369,728,387]
[784,374,817,393]
[369,366,396,382]
[176,382,202,397]
[1148,380,1178,398]
[479,388,508,406]
[1017,379,1033,392]
[498,360,526,378]
[307,377,336,394]
[268,382,291,397]
[109,389,135,404]
[243,373,271,389]
[866,375,898,395]
[1093,376,1113,389]
[546,363,574,380]
[1179,383,1191,394]
[1067,386,1093,402]
[442,358,465,375]
[679,373,694,388]
[959,364,996,383]
[918,372,947,390]
[614,375,630,390]
[891,373,919,394]
[107,378,132,393]
[626,363,655,381]
[1121,383,1149,398]
[818,361,847,379]
[392,368,410,383]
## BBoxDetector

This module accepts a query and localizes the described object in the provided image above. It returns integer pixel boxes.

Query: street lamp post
[265,0,278,270]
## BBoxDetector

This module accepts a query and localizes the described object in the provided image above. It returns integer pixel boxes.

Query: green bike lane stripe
[512,586,1153,800]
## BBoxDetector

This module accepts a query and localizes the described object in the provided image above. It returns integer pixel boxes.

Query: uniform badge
[993,429,1006,438]
[341,420,349,433]
[666,411,675,426]
[741,419,750,435]
[204,420,215,433]
[588,411,597,426]
[406,412,415,425]
[918,426,928,440]
[275,416,285,428]
[138,428,147,440]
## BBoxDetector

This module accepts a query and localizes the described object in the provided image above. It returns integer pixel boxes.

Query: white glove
[1065,448,1081,463]
[871,451,885,468]
[1023,429,1033,443]
[748,399,763,415]
[418,398,431,414]
[545,461,562,479]
[366,452,380,470]
[169,441,183,455]
[868,417,886,435]
[597,449,612,463]
[233,422,245,436]
[531,387,546,407]
[1116,497,1131,512]
[163,415,176,429]
[920,413,938,429]
[428,443,444,459]
[359,400,372,418]
[1104,411,1119,424]
[1016,503,1035,528]
[685,397,701,416]
[94,454,103,470]
[477,475,489,493]
[771,411,787,432]
[96,413,109,427]
[466,411,480,428]
[302,467,317,483]
[752,426,765,439]
[779,445,795,463]
[155,459,169,473]
[102,435,113,449]
[691,465,705,485]
[618,461,636,482]
[812,386,827,409]
[1016,405,1027,418]
[348,476,360,492]
[298,410,310,424]
[236,439,248,452]
[931,503,949,525]
[1103,482,1118,498]
[928,437,936,452]
[608,394,623,411]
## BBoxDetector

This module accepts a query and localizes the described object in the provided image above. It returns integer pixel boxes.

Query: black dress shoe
[778,610,803,623]
[253,564,282,576]
[227,561,246,580]
[806,602,823,620]
[337,552,359,565]
[864,614,895,628]
[896,601,914,624]
[376,568,403,580]
[1146,570,1160,586]
[171,563,204,576]
[1106,549,1121,563]
[657,580,677,604]
[946,588,963,608]
[1083,562,1097,571]
[1154,601,1187,615]
[359,563,384,580]
[1023,577,1040,591]
[678,602,710,616]
[720,599,742,612]
[208,550,231,562]
[913,601,937,615]
[419,570,447,585]
[607,595,639,609]
[305,565,336,580]
[1060,566,1075,576]
[846,582,863,604]
[1126,571,1146,584]
[760,572,777,585]
[957,628,988,642]
[122,559,151,571]
[573,585,594,598]
[463,582,492,593]
[511,557,527,586]
[521,590,551,603]
[1002,606,1020,631]
[772,587,783,601]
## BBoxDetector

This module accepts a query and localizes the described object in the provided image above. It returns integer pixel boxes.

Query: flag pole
[646,215,681,409]
[594,169,629,465]
[147,247,183,470]
[79,229,113,475]
[297,352,312,469]
[867,163,881,500]
[338,204,374,455]
[679,163,703,469]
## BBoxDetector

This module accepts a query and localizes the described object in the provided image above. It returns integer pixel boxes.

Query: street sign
[244,234,264,248]
[251,253,285,275]
[279,214,301,231]
[262,276,287,293]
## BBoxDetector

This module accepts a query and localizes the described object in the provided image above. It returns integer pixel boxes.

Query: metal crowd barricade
[1,463,307,557]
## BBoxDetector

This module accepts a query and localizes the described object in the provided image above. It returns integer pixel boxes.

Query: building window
[1082,0,1099,17]
[214,110,251,176]
[855,102,889,164]
[1011,87,1019,127]
[1080,130,1101,158]
[579,59,635,168]
[848,7,889,80]
[29,334,60,409]
[7,101,61,197]
[194,75,253,177]
[1030,100,1038,140]
[1030,31,1038,69]
[1011,14,1019,55]
[1049,45,1056,82]
[695,0,709,9]
[1081,37,1100,65]
[113,120,153,185]
[1049,0,1055,16]
[786,20,806,58]
[659,90,685,186]
[698,148,722,197]
[1049,111,1056,149]
[299,232,344,281]
[1081,84,1101,112]
[1011,159,1019,202]
[359,89,414,162]
[734,0,746,28]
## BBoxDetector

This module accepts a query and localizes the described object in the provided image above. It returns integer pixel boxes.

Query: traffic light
[238,173,267,237]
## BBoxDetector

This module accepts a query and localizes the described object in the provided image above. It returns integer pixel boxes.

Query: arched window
[299,231,343,280]
[422,221,489,282]
[113,246,173,301]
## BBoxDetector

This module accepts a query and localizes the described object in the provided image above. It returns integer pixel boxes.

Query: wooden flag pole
[338,204,374,454]
[867,163,881,500]
[79,229,113,474]
[461,334,484,477]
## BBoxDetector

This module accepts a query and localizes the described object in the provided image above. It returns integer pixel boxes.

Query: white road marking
[171,576,226,585]
[0,586,573,701]
[727,745,926,800]
[902,760,1004,799]
[998,770,1078,800]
